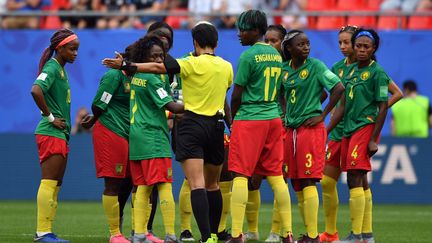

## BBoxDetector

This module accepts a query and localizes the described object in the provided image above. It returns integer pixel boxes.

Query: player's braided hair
[281,29,304,60]
[236,10,268,35]
[267,24,287,41]
[38,28,75,74]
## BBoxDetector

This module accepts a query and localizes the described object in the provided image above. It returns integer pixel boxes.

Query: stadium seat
[307,0,337,10]
[377,16,405,30]
[366,0,383,10]
[316,16,346,30]
[347,16,377,28]
[407,16,432,30]
[165,9,188,29]
[40,15,63,29]
[336,0,367,10]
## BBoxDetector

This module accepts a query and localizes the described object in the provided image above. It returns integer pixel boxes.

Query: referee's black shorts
[175,111,224,165]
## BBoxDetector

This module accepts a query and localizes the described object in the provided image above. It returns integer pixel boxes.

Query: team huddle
[31,8,402,243]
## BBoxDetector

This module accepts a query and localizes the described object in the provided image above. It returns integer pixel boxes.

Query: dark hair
[148,21,174,49]
[403,80,417,92]
[267,24,287,40]
[236,10,268,35]
[38,28,75,74]
[129,36,165,63]
[191,22,218,49]
[351,28,380,61]
[281,29,304,60]
[339,25,359,34]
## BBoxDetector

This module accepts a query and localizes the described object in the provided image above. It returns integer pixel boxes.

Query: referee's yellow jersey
[177,54,233,116]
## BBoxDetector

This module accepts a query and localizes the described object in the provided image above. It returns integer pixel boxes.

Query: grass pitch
[0,201,431,243]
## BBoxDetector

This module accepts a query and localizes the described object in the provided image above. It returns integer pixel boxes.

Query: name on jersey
[131,77,147,87]
[254,54,282,63]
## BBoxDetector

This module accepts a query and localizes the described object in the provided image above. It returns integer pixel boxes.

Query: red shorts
[228,118,284,177]
[130,157,173,186]
[285,122,326,179]
[325,140,342,168]
[93,121,129,178]
[341,124,375,172]
[35,134,69,164]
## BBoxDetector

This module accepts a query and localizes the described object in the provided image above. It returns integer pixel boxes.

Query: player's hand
[80,114,96,129]
[102,51,123,69]
[52,117,66,130]
[303,114,324,127]
[368,140,378,157]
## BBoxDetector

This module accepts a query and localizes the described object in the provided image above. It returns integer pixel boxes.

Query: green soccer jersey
[129,72,173,160]
[92,69,131,139]
[34,58,71,142]
[283,58,341,128]
[343,61,390,137]
[234,42,283,120]
[329,58,356,141]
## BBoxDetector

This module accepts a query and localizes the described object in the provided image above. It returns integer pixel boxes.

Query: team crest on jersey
[299,69,308,79]
[360,71,370,80]
[338,69,344,78]
[124,82,131,93]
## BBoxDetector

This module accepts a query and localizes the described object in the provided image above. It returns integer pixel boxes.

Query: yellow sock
[218,181,232,233]
[246,189,260,233]
[268,176,292,237]
[135,185,152,234]
[230,177,248,238]
[321,175,339,234]
[102,195,121,236]
[179,179,192,232]
[270,199,281,235]
[158,183,175,235]
[349,187,365,235]
[362,188,373,234]
[303,185,319,238]
[131,192,136,232]
[48,186,60,224]
[295,191,305,225]
[37,179,58,233]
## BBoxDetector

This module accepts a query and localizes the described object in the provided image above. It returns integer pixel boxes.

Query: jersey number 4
[263,67,281,102]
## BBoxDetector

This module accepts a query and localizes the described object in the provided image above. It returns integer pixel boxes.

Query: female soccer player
[320,25,403,243]
[103,22,233,243]
[80,40,135,243]
[281,29,345,243]
[31,28,79,243]
[242,24,288,242]
[328,28,392,243]
[125,36,184,243]
[227,10,293,243]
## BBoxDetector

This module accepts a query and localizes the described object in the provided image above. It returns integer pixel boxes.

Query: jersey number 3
[263,67,281,102]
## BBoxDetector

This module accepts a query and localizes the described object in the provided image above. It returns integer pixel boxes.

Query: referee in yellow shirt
[103,21,234,243]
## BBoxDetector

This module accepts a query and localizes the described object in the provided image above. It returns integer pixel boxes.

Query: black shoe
[179,230,195,242]
[281,233,294,243]
[297,234,319,243]
[217,229,232,241]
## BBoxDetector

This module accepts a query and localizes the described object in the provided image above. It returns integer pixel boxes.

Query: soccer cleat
[132,233,153,243]
[217,229,232,241]
[33,233,69,242]
[224,234,244,243]
[244,231,259,241]
[264,232,280,242]
[320,232,339,242]
[281,233,294,243]
[179,230,195,242]
[164,234,182,243]
[146,230,164,243]
[296,234,320,243]
[110,234,131,243]
[361,233,374,243]
[334,232,362,243]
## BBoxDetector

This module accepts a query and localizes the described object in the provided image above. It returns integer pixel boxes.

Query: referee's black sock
[207,189,222,234]
[191,188,211,241]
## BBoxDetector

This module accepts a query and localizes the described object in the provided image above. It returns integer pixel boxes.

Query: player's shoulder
[331,58,346,70]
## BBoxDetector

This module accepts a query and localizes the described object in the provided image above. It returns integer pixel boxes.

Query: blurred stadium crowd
[0,0,431,30]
